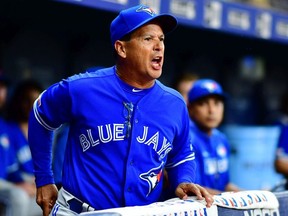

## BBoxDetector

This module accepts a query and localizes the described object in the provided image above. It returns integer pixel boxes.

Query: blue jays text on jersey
[80,125,172,161]
[29,66,196,210]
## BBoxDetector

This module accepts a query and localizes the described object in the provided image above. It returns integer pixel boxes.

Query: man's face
[188,95,224,133]
[122,22,165,84]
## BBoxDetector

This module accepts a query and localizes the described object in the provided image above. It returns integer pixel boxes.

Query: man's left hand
[175,183,214,207]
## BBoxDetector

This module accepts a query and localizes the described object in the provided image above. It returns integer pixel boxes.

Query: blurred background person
[173,72,199,104]
[0,77,42,216]
[3,79,43,215]
[187,79,241,195]
[5,79,43,181]
[0,126,39,216]
[273,89,288,191]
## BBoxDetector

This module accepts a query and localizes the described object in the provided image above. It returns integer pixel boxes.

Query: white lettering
[98,124,112,143]
[137,126,148,143]
[79,125,172,159]
[262,209,271,216]
[244,209,280,216]
[79,134,90,152]
[157,137,171,155]
[254,209,262,216]
[87,129,100,147]
[144,132,159,151]
[157,137,172,160]
[114,124,125,140]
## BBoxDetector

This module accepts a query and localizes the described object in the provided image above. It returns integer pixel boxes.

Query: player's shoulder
[67,66,115,83]
[155,80,186,103]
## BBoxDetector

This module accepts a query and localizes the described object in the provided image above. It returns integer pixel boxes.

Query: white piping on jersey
[33,99,59,131]
[165,152,195,169]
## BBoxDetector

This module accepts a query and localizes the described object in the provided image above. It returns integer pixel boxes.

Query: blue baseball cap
[188,79,227,103]
[110,5,178,45]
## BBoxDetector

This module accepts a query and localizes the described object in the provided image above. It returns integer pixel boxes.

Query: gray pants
[50,188,95,216]
[0,180,42,216]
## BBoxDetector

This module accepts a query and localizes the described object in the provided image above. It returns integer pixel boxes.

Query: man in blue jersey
[28,4,214,216]
[187,79,240,195]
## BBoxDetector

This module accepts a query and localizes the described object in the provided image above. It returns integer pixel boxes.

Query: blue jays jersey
[190,120,230,191]
[29,66,195,210]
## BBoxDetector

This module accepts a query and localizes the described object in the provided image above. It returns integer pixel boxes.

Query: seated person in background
[5,79,43,182]
[187,79,241,195]
[0,109,42,216]
[3,79,43,215]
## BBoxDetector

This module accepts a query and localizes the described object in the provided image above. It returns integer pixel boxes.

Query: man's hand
[36,184,58,216]
[175,183,214,207]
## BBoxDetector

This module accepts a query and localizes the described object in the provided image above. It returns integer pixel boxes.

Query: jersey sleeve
[190,136,202,185]
[28,79,72,187]
[34,80,72,129]
[165,105,196,190]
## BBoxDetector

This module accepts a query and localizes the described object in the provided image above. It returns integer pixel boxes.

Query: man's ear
[114,41,126,58]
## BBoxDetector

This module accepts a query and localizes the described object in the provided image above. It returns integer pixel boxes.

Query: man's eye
[145,37,152,41]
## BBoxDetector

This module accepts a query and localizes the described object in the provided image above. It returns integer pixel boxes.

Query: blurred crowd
[223,0,288,12]
[0,75,43,216]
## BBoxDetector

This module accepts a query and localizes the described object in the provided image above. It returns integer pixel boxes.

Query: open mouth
[152,56,162,70]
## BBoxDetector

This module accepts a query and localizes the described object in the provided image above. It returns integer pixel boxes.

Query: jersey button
[130,160,134,166]
[127,187,132,192]
[135,119,138,123]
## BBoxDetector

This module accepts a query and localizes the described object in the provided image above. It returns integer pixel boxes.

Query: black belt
[67,198,95,214]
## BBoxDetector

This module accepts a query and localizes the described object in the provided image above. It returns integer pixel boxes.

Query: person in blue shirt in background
[0,76,42,216]
[5,79,43,182]
[187,79,241,195]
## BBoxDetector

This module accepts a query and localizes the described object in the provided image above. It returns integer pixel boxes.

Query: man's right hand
[36,184,58,216]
